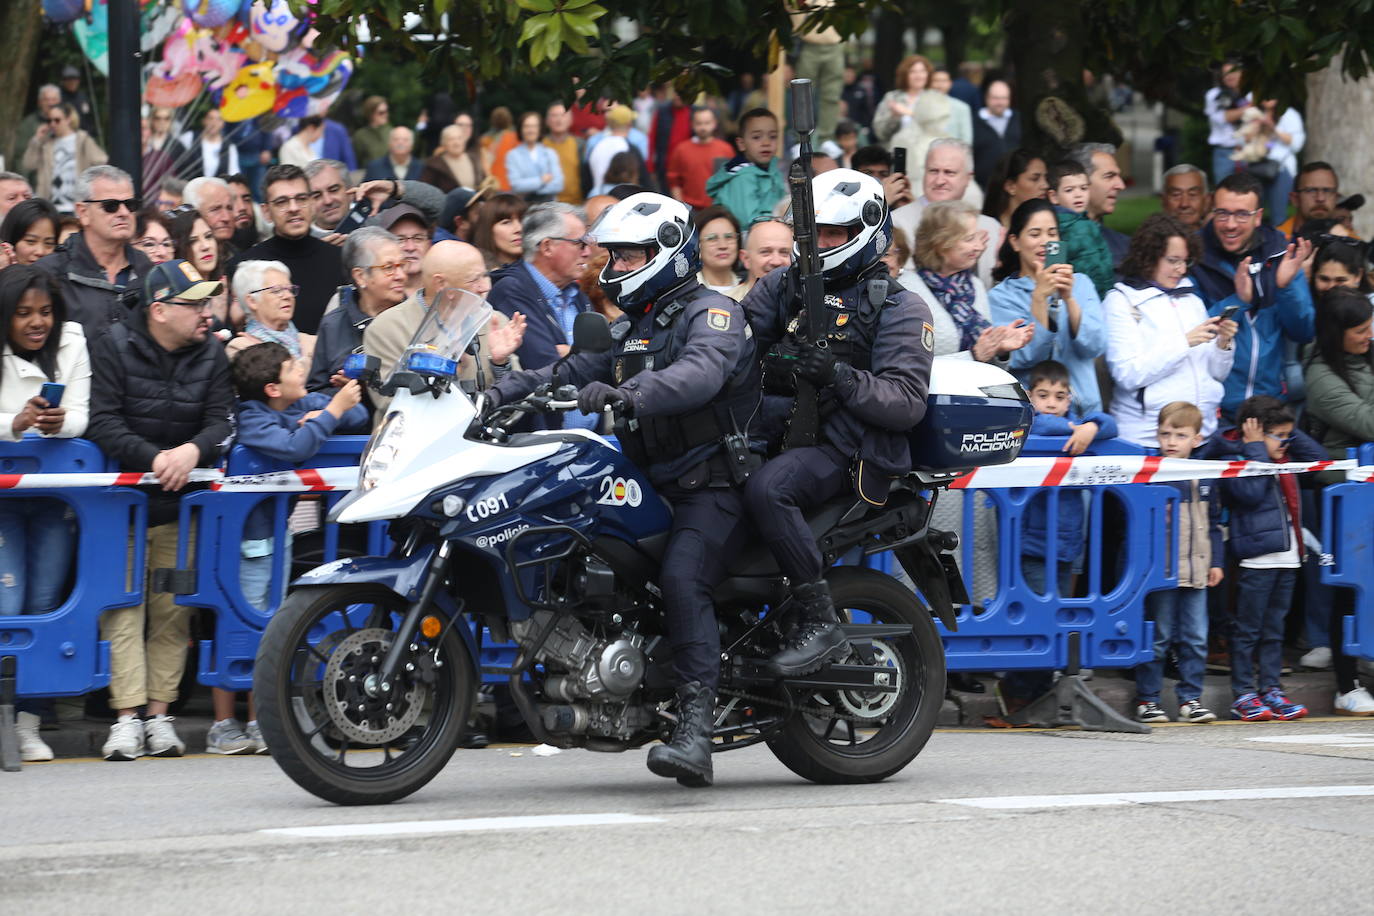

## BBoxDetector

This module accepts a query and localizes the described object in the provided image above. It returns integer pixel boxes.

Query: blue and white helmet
[803,168,892,282]
[594,192,699,311]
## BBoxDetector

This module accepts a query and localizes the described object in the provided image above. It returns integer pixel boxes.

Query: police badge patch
[922,322,934,351]
[707,308,731,331]
[673,253,689,278]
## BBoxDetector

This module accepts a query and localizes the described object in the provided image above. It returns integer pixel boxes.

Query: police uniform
[741,261,934,585]
[490,279,761,690]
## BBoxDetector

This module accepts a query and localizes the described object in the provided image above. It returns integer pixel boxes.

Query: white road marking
[935,785,1374,810]
[1248,734,1374,748]
[261,812,663,839]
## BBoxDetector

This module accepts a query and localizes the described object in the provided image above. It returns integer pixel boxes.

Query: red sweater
[667,138,735,209]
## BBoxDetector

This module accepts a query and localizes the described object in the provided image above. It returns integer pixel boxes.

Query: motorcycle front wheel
[766,565,945,784]
[255,584,475,805]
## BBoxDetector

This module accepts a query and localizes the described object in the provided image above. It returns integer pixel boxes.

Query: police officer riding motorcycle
[487,192,761,787]
[742,168,935,678]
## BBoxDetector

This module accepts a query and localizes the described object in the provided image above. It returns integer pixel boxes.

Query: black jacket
[86,308,235,525]
[1200,425,1326,560]
[308,284,372,392]
[35,233,155,339]
[972,111,1022,190]
[488,260,593,371]
[225,233,344,335]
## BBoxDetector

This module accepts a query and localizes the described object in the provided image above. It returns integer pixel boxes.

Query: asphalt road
[4,719,1374,914]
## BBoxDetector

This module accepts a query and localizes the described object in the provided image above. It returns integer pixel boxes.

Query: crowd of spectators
[0,38,1369,764]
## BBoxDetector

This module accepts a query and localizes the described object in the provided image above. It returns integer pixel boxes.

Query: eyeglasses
[1163,256,1195,268]
[1265,433,1295,447]
[394,233,430,245]
[703,232,738,243]
[549,235,594,249]
[136,238,175,251]
[1296,186,1337,197]
[363,262,407,275]
[250,284,299,297]
[1211,208,1260,224]
[84,198,140,214]
[267,193,312,209]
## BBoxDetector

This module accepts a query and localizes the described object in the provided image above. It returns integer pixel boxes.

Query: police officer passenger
[742,168,934,676]
[488,193,762,787]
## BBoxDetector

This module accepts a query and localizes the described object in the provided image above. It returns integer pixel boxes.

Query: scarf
[243,318,302,358]
[917,267,986,351]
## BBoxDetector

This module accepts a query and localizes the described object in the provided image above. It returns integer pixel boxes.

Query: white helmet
[804,168,892,282]
[594,192,698,311]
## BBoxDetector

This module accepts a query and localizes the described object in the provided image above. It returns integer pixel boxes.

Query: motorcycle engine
[510,611,656,741]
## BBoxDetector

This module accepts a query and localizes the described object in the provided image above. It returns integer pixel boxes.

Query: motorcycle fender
[892,541,963,632]
[291,547,478,661]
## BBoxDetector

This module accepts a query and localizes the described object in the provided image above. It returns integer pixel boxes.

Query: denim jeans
[1231,566,1297,696]
[239,533,293,611]
[0,497,76,616]
[1135,586,1208,703]
[1211,146,1238,184]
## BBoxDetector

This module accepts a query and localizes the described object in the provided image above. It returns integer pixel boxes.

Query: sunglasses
[84,198,140,214]
[1265,433,1295,447]
[45,117,65,125]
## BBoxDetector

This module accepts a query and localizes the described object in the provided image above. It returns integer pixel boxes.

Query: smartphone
[892,147,907,176]
[1042,240,1067,267]
[39,382,64,408]
[1220,304,1240,322]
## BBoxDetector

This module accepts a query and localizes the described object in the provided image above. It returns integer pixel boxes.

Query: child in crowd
[704,108,785,226]
[1213,395,1325,721]
[1021,359,1119,592]
[1133,402,1223,724]
[998,360,1117,712]
[214,342,367,754]
[1047,159,1115,296]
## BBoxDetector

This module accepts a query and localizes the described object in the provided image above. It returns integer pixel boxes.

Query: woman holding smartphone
[989,198,1108,414]
[0,265,91,762]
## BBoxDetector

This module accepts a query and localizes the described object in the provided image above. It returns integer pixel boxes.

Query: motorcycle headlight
[360,411,406,491]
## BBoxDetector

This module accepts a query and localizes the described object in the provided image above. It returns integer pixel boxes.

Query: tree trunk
[1003,0,1120,159]
[872,7,908,94]
[1306,53,1374,240]
[0,0,43,170]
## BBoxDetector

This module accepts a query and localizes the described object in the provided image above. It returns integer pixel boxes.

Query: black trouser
[1332,587,1360,695]
[742,444,850,583]
[658,484,751,691]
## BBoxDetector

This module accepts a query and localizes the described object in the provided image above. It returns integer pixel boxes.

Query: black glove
[796,344,837,386]
[577,381,628,415]
[483,387,505,411]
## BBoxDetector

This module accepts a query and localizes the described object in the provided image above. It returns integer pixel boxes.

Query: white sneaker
[245,720,269,755]
[1334,686,1374,716]
[143,715,185,757]
[102,714,144,761]
[206,718,255,755]
[1300,646,1333,670]
[15,712,54,762]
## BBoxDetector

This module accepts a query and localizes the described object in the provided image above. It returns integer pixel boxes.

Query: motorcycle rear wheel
[766,565,945,784]
[255,584,475,806]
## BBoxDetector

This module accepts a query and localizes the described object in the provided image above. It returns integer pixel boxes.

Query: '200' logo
[596,475,642,507]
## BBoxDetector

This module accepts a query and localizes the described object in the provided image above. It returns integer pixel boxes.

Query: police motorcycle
[254,287,1030,809]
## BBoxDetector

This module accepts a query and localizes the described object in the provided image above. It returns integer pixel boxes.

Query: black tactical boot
[646,681,715,787]
[765,579,850,677]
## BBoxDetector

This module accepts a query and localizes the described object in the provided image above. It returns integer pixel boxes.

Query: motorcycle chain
[719,686,879,724]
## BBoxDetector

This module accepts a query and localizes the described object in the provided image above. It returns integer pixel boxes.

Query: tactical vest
[611,286,757,468]
[761,268,893,419]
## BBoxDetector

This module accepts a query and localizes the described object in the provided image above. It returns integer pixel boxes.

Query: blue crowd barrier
[178,437,390,691]
[1322,480,1374,661]
[0,438,147,699]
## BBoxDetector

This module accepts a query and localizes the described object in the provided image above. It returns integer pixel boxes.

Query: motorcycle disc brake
[323,628,425,744]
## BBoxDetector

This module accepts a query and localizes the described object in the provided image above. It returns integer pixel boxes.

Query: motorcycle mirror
[571,312,613,354]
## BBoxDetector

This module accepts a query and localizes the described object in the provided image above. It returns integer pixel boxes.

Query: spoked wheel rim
[280,591,464,780]
[792,605,925,756]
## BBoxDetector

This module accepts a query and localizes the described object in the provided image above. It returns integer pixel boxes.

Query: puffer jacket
[1103,278,1234,447]
[86,308,235,525]
[1203,426,1326,560]
[705,154,786,227]
[1158,479,1225,588]
[1303,347,1374,457]
[1055,206,1115,297]
[34,232,154,339]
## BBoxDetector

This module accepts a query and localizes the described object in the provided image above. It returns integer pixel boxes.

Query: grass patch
[1104,195,1162,237]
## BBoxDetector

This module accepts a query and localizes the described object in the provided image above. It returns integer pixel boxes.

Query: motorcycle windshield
[386,287,493,385]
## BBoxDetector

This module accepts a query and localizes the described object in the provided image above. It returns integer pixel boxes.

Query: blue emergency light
[405,351,459,378]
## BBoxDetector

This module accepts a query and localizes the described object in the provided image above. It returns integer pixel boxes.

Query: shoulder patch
[707,307,732,331]
[921,322,934,352]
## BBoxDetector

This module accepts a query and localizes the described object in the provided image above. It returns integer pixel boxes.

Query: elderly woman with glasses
[692,205,741,294]
[227,259,315,365]
[1102,212,1236,447]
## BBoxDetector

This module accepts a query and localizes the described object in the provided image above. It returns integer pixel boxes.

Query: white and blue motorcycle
[255,288,1031,805]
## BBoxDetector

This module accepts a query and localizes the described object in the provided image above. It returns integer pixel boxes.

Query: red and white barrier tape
[949,455,1356,490]
[0,456,1362,493]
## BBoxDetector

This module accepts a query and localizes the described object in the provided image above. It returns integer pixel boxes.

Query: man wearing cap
[86,259,235,762]
[225,164,343,334]
[363,126,424,183]
[59,65,96,135]
[371,204,432,299]
[36,165,154,336]
[433,186,483,244]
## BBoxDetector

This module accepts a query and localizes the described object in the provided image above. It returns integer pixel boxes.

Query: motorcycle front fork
[365,540,453,700]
